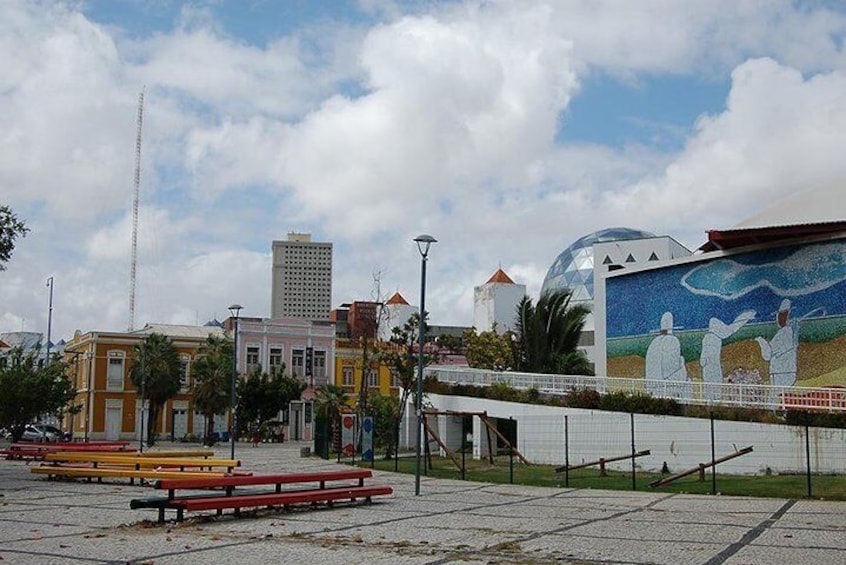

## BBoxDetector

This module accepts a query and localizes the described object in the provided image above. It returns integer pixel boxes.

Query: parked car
[5,424,69,442]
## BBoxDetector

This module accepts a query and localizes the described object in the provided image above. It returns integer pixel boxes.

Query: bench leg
[177,508,184,522]
[158,508,165,524]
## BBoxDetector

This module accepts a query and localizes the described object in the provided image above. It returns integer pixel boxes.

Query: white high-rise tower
[271,233,333,320]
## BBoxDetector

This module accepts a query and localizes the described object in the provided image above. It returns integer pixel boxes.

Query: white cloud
[2,0,846,340]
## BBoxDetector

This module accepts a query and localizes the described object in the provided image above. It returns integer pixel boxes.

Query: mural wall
[605,237,846,391]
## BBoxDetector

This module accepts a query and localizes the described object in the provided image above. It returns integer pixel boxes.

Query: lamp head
[413,234,437,258]
[228,304,243,319]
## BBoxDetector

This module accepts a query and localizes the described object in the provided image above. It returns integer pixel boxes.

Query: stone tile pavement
[0,441,843,564]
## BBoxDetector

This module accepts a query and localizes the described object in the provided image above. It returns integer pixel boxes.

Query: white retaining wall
[415,394,846,475]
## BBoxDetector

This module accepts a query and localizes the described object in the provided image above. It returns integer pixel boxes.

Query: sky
[2,0,846,342]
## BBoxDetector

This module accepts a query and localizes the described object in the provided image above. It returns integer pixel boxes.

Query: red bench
[2,442,133,460]
[131,469,392,523]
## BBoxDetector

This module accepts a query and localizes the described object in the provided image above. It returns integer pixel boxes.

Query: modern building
[541,227,691,366]
[62,323,223,442]
[595,218,846,402]
[473,268,526,334]
[330,301,379,341]
[271,232,333,320]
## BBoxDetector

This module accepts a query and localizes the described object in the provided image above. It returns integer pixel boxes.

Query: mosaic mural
[605,238,846,390]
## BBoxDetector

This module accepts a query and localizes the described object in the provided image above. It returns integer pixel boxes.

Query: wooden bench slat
[31,466,229,480]
[154,469,373,490]
[176,485,393,512]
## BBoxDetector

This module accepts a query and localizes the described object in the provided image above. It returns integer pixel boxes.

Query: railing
[426,366,846,412]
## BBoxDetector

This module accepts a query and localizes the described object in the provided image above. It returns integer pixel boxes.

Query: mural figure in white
[645,312,689,397]
[755,299,800,390]
[699,310,756,401]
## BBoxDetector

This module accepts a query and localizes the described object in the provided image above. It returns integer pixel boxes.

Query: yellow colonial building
[333,338,398,404]
[63,323,225,441]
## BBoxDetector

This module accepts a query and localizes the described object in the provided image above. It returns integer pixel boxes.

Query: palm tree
[514,289,593,375]
[190,335,233,445]
[129,333,182,446]
[314,383,348,451]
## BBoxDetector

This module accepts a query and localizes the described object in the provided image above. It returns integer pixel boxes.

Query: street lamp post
[46,276,54,364]
[228,304,243,461]
[413,234,436,496]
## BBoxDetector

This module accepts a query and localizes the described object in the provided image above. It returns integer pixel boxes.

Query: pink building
[224,316,335,441]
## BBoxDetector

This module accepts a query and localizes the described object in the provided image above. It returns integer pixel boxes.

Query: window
[179,354,190,392]
[342,366,354,386]
[313,351,326,379]
[246,345,260,373]
[291,349,304,377]
[107,351,125,390]
[367,370,379,388]
[391,370,400,388]
[269,347,283,372]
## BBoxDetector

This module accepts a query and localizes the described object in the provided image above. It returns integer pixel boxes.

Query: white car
[7,424,60,442]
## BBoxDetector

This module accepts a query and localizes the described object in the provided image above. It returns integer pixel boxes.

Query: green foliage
[237,366,306,436]
[564,387,601,409]
[368,391,400,458]
[0,205,29,271]
[463,327,514,370]
[514,289,593,375]
[129,333,183,446]
[783,409,846,429]
[0,346,76,442]
[379,312,434,423]
[190,335,233,444]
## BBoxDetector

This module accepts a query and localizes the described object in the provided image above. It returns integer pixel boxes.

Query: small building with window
[223,316,336,441]
[62,323,224,442]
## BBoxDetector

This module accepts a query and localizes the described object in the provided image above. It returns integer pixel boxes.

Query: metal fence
[427,365,846,412]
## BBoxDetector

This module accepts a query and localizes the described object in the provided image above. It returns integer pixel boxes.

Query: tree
[514,289,594,375]
[377,312,436,456]
[190,335,233,445]
[237,366,305,438]
[368,390,400,459]
[129,333,182,446]
[0,345,76,442]
[0,205,29,271]
[463,326,514,370]
[313,383,348,448]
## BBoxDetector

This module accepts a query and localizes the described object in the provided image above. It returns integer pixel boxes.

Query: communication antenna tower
[129,88,144,332]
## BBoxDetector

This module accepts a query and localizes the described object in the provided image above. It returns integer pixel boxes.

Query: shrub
[564,387,601,409]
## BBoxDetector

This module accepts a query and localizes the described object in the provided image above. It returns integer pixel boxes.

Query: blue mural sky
[607,240,846,339]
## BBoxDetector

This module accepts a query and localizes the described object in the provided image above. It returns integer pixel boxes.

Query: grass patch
[357,455,846,500]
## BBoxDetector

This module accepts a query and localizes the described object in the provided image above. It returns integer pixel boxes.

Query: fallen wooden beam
[650,446,753,488]
[556,450,651,475]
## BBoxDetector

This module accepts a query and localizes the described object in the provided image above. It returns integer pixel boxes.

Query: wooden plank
[154,470,372,491]
[555,450,651,473]
[649,446,753,488]
[43,453,239,467]
[31,466,228,480]
[176,485,393,513]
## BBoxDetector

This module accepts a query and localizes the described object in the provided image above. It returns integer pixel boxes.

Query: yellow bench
[44,453,239,470]
[31,466,229,482]
[135,450,215,458]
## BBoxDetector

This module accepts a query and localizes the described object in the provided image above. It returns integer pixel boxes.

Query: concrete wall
[417,393,846,475]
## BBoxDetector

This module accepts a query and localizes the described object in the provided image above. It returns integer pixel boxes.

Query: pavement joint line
[701,498,797,565]
[0,547,109,563]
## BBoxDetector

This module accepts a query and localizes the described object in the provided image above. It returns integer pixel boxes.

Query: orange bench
[131,469,392,523]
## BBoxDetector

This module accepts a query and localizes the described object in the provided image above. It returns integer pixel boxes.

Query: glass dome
[541,227,656,303]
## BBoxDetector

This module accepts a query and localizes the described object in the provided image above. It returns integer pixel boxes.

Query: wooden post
[599,458,607,477]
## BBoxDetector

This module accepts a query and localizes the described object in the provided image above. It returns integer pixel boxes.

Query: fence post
[394,416,399,472]
[630,412,636,490]
[461,416,467,481]
[805,417,812,498]
[564,415,569,488]
[710,411,716,495]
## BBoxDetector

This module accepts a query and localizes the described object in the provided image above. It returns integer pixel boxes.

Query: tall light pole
[45,276,54,364]
[228,304,243,460]
[413,234,436,496]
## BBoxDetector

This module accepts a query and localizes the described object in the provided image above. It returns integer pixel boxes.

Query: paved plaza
[1,440,844,564]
